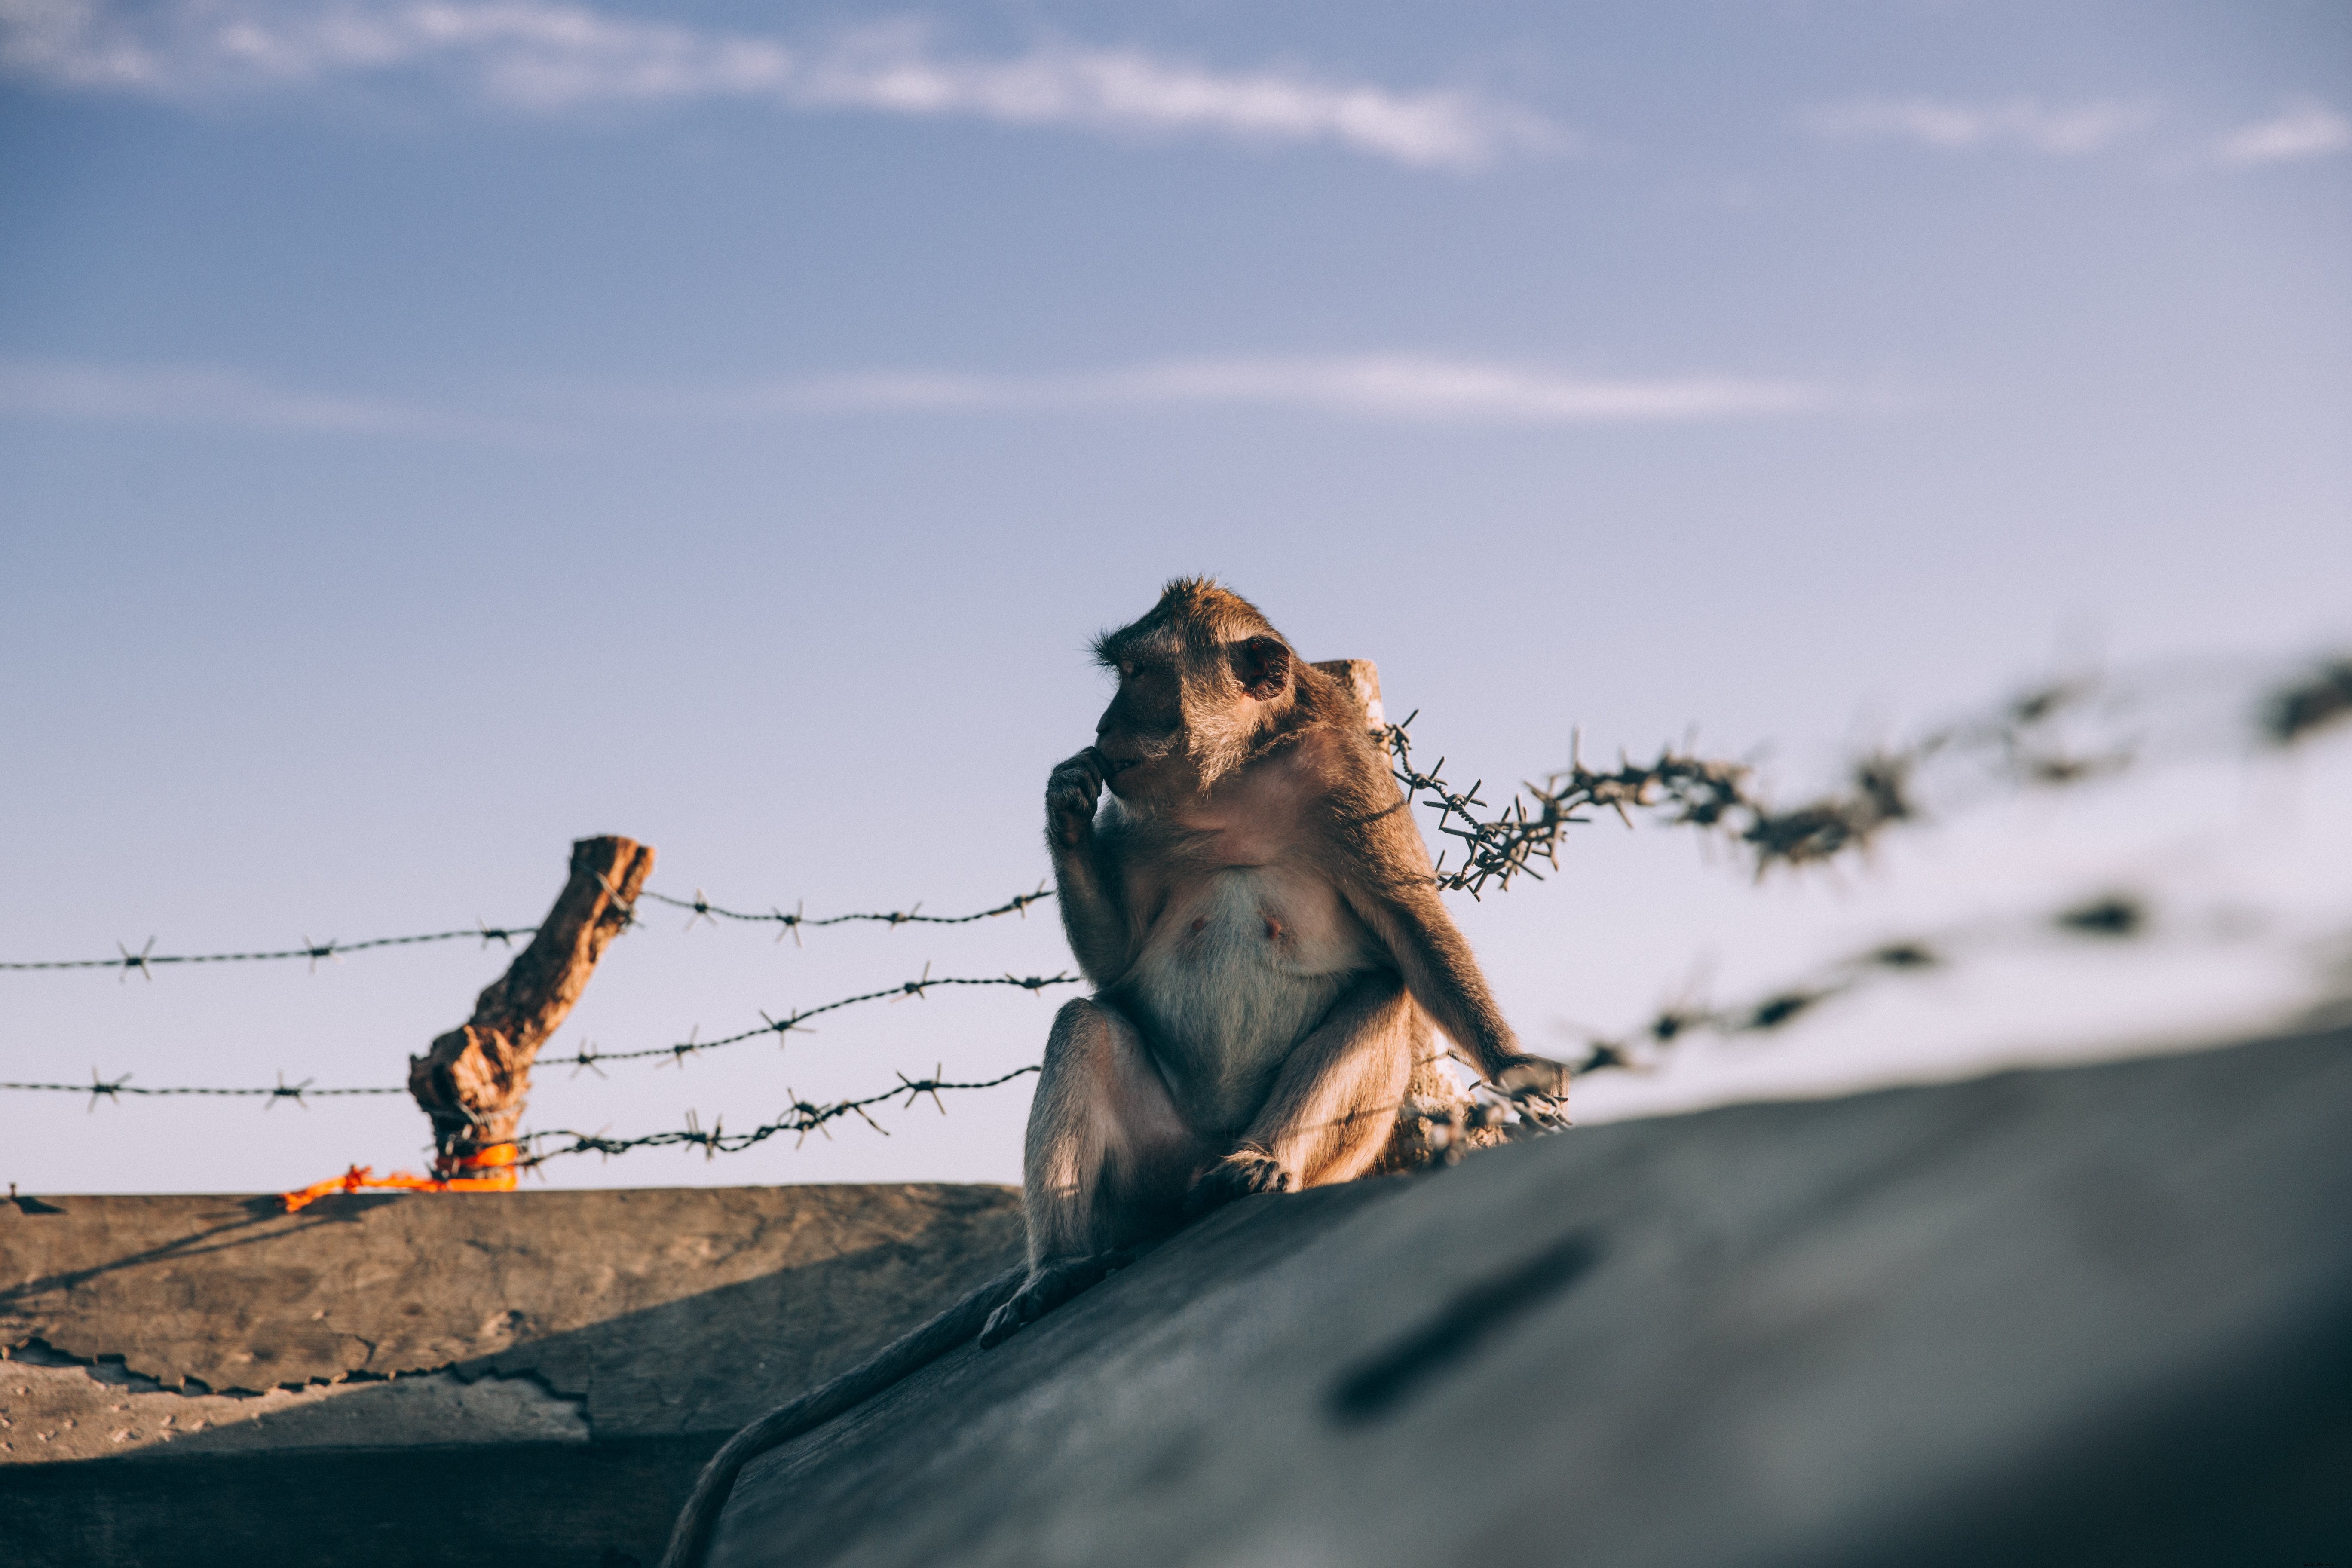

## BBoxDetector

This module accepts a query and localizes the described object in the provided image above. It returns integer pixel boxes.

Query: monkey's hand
[1493,1054,1572,1126]
[1046,750,1109,851]
[978,1249,1135,1348]
[1184,1147,1292,1219]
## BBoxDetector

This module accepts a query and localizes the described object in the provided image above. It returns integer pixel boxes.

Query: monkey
[658,580,1564,1568]
[977,577,1568,1345]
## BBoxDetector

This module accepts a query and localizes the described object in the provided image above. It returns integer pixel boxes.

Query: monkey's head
[1090,577,1297,802]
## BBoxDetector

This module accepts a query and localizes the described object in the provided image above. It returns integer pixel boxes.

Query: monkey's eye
[1118,662,1136,679]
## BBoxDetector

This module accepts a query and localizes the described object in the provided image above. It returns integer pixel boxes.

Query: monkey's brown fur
[981,577,1568,1344]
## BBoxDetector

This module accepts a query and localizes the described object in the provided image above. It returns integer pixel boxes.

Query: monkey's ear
[1231,636,1292,701]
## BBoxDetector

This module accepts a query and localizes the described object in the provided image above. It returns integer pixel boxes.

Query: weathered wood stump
[407,835,654,1164]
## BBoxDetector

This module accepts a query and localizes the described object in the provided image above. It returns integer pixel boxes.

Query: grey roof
[710,1029,2352,1568]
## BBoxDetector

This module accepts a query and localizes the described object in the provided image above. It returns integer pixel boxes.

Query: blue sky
[3,0,2348,1194]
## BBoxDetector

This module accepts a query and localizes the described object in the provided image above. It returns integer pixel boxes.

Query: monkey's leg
[983,997,1200,1347]
[1189,972,1415,1214]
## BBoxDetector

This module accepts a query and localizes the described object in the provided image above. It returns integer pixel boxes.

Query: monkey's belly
[1119,867,1380,1138]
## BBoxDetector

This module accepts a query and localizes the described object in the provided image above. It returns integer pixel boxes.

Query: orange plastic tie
[281,1143,522,1212]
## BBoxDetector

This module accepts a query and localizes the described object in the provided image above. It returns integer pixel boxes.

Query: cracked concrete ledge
[2,1182,1024,1446]
[2,1350,588,1460]
[1,1181,1024,1568]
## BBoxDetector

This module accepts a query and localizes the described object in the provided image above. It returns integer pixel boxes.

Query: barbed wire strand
[0,968,1077,1102]
[0,887,1059,974]
[557,969,1076,1074]
[11,657,2343,970]
[512,1060,1568,1170]
[1556,891,2159,1076]
[1382,650,2352,898]
[637,884,1053,940]
[0,1071,404,1109]
[514,1065,1046,1166]
[0,925,542,975]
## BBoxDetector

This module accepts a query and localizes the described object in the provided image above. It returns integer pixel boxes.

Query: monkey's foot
[978,1250,1135,1348]
[1184,1148,1292,1218]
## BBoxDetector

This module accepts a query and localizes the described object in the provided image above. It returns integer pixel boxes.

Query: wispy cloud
[0,353,1844,434]
[2214,100,2351,166]
[1805,96,2156,156]
[594,355,1839,425]
[0,357,521,437]
[0,0,1561,168]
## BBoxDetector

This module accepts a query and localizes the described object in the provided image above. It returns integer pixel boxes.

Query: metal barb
[85,1068,129,1112]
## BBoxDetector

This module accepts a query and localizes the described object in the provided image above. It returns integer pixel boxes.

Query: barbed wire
[1381,686,2105,897]
[551,968,1077,1075]
[0,1070,405,1109]
[637,885,1053,939]
[0,925,541,975]
[514,1064,1045,1165]
[511,1060,1569,1170]
[1557,890,2162,1076]
[12,656,2340,969]
[0,966,1077,1102]
[2265,657,2352,746]
[1386,650,2352,897]
[0,886,1059,975]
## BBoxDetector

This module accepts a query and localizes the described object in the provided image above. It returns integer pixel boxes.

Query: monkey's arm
[1046,750,1133,987]
[1335,810,1571,1100]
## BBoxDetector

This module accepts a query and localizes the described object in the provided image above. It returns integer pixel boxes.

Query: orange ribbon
[281,1142,521,1212]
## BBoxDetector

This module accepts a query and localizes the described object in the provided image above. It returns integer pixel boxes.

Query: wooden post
[407,835,655,1167]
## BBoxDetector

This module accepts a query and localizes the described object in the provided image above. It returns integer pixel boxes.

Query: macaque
[658,580,1563,1568]
[981,578,1568,1344]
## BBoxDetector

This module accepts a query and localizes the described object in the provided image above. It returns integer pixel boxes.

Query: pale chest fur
[1106,760,1383,1136]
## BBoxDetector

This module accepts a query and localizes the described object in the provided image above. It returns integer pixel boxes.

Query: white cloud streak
[1805,96,2156,156]
[601,355,1838,425]
[2214,101,2351,166]
[0,0,1559,168]
[0,354,1841,434]
[0,357,522,436]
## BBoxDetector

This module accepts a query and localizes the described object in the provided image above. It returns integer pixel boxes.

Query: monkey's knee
[1243,982,1418,1190]
[1025,995,1193,1261]
[1041,995,1136,1065]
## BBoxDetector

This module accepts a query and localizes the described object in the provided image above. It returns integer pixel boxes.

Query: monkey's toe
[1184,1149,1292,1218]
[977,1250,1134,1349]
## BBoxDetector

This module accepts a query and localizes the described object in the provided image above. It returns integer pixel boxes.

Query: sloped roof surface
[712,1031,2352,1568]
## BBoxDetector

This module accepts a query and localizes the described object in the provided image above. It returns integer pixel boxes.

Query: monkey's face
[1094,636,1294,805]
[1093,654,1189,802]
